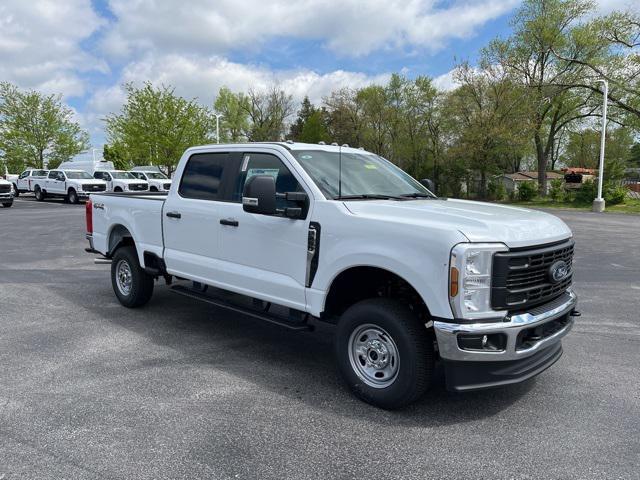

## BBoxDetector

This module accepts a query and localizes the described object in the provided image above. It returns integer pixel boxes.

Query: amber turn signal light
[450,267,459,297]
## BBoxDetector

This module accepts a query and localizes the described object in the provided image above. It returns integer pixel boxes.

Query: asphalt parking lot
[0,196,638,480]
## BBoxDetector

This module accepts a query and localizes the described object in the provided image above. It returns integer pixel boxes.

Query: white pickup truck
[85,142,579,408]
[14,169,49,196]
[33,169,107,203]
[0,178,14,207]
[129,169,172,192]
[92,170,149,193]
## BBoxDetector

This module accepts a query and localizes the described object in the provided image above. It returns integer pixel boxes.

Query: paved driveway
[0,198,638,479]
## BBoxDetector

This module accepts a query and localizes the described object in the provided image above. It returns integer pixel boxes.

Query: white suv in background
[34,169,107,203]
[93,170,149,193]
[15,169,49,196]
[0,178,14,207]
[129,170,172,192]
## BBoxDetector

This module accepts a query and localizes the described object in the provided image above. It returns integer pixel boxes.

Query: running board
[170,284,313,331]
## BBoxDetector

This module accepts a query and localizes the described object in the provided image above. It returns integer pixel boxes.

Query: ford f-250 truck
[85,142,579,409]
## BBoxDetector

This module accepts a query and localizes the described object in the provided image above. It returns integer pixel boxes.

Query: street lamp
[213,113,224,144]
[593,79,608,213]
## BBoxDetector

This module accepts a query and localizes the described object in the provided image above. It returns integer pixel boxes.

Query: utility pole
[213,114,223,144]
[593,79,608,213]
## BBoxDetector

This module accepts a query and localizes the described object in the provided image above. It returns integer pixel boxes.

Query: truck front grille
[0,184,11,194]
[129,183,148,191]
[492,240,574,311]
[83,184,106,192]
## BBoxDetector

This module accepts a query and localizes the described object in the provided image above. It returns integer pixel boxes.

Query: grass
[502,197,640,214]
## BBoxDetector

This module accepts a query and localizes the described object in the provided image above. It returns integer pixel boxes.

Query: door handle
[166,211,182,219]
[220,218,239,227]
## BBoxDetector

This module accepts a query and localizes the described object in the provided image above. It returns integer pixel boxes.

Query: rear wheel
[12,184,19,197]
[114,187,123,192]
[34,187,45,201]
[111,245,154,307]
[150,186,158,192]
[335,298,433,409]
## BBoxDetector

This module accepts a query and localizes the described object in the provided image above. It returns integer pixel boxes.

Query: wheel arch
[321,265,433,324]
[107,223,136,258]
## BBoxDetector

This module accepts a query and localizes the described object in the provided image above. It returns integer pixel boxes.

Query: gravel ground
[0,197,638,480]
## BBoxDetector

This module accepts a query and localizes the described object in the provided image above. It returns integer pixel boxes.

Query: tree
[0,82,90,170]
[323,88,364,147]
[214,86,250,142]
[565,127,633,181]
[244,86,295,141]
[484,0,603,195]
[299,110,329,144]
[103,144,129,170]
[105,82,214,175]
[289,96,314,140]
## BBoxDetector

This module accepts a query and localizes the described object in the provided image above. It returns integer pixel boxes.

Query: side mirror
[420,178,435,193]
[242,175,277,215]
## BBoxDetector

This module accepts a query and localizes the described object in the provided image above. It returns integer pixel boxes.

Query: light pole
[593,79,608,213]
[213,114,223,144]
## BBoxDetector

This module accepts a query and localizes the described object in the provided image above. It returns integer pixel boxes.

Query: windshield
[292,150,434,199]
[65,171,93,179]
[111,171,136,179]
[146,172,168,179]
[33,170,47,176]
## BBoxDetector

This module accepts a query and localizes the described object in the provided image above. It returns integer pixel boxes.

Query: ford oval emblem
[549,260,569,283]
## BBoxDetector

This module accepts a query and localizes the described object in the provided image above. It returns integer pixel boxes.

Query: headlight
[449,243,508,321]
[77,184,83,191]
[123,184,128,191]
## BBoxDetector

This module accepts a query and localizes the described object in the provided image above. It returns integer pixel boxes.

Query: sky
[0,0,635,155]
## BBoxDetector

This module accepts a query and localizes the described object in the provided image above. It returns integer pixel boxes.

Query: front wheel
[67,189,79,204]
[114,187,123,192]
[111,245,154,307]
[12,185,19,197]
[2,202,12,208]
[335,298,433,409]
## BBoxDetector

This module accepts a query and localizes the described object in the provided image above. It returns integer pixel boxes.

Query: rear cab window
[179,152,232,201]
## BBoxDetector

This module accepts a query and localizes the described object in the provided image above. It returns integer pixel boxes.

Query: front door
[46,171,65,194]
[162,151,233,283]
[216,150,311,311]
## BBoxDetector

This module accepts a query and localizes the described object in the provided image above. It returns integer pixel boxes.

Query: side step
[170,284,313,331]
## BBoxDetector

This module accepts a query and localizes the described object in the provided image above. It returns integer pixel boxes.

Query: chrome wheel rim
[115,259,133,296]
[348,324,400,388]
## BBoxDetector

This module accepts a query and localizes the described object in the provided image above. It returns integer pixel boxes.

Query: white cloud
[0,0,106,97]
[101,0,519,59]
[433,69,459,91]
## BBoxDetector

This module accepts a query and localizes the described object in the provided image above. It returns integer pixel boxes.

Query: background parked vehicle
[58,159,115,175]
[33,169,107,203]
[129,169,172,192]
[93,170,149,192]
[0,178,14,207]
[15,169,49,196]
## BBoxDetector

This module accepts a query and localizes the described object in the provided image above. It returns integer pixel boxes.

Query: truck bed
[90,191,168,264]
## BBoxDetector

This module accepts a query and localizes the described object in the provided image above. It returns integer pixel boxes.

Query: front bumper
[434,290,577,391]
[0,193,13,203]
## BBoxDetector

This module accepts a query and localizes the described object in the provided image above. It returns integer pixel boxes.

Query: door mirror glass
[420,178,435,193]
[242,175,277,215]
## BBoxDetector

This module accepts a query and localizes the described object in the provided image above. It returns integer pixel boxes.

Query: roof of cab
[186,141,373,156]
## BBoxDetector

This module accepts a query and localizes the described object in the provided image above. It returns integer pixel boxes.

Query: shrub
[517,181,537,201]
[575,179,628,205]
[487,179,506,201]
[549,178,564,202]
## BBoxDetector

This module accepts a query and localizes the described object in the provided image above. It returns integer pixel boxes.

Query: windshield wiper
[334,194,404,201]
[399,192,437,199]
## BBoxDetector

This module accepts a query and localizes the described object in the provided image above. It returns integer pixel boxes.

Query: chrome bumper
[434,291,577,362]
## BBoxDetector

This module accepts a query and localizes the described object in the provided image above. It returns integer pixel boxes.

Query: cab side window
[48,171,58,179]
[232,153,303,209]
[179,152,230,201]
[19,171,28,179]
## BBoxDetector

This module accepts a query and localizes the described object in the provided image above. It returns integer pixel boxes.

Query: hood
[0,179,10,185]
[343,198,572,249]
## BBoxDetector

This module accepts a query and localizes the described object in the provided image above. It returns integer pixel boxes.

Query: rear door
[162,151,234,282]
[215,149,311,310]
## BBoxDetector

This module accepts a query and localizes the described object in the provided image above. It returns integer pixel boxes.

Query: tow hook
[570,309,581,317]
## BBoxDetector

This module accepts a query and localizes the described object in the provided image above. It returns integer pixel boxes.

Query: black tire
[335,298,433,409]
[150,186,158,192]
[114,187,123,192]
[111,245,154,308]
[68,188,79,204]
[2,202,12,208]
[34,187,45,201]
[12,184,19,197]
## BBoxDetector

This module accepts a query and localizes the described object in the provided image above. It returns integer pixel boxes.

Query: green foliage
[575,179,628,205]
[0,82,90,170]
[214,86,250,142]
[245,86,295,141]
[517,181,538,201]
[487,179,506,201]
[549,178,565,202]
[105,82,214,174]
[103,144,129,170]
